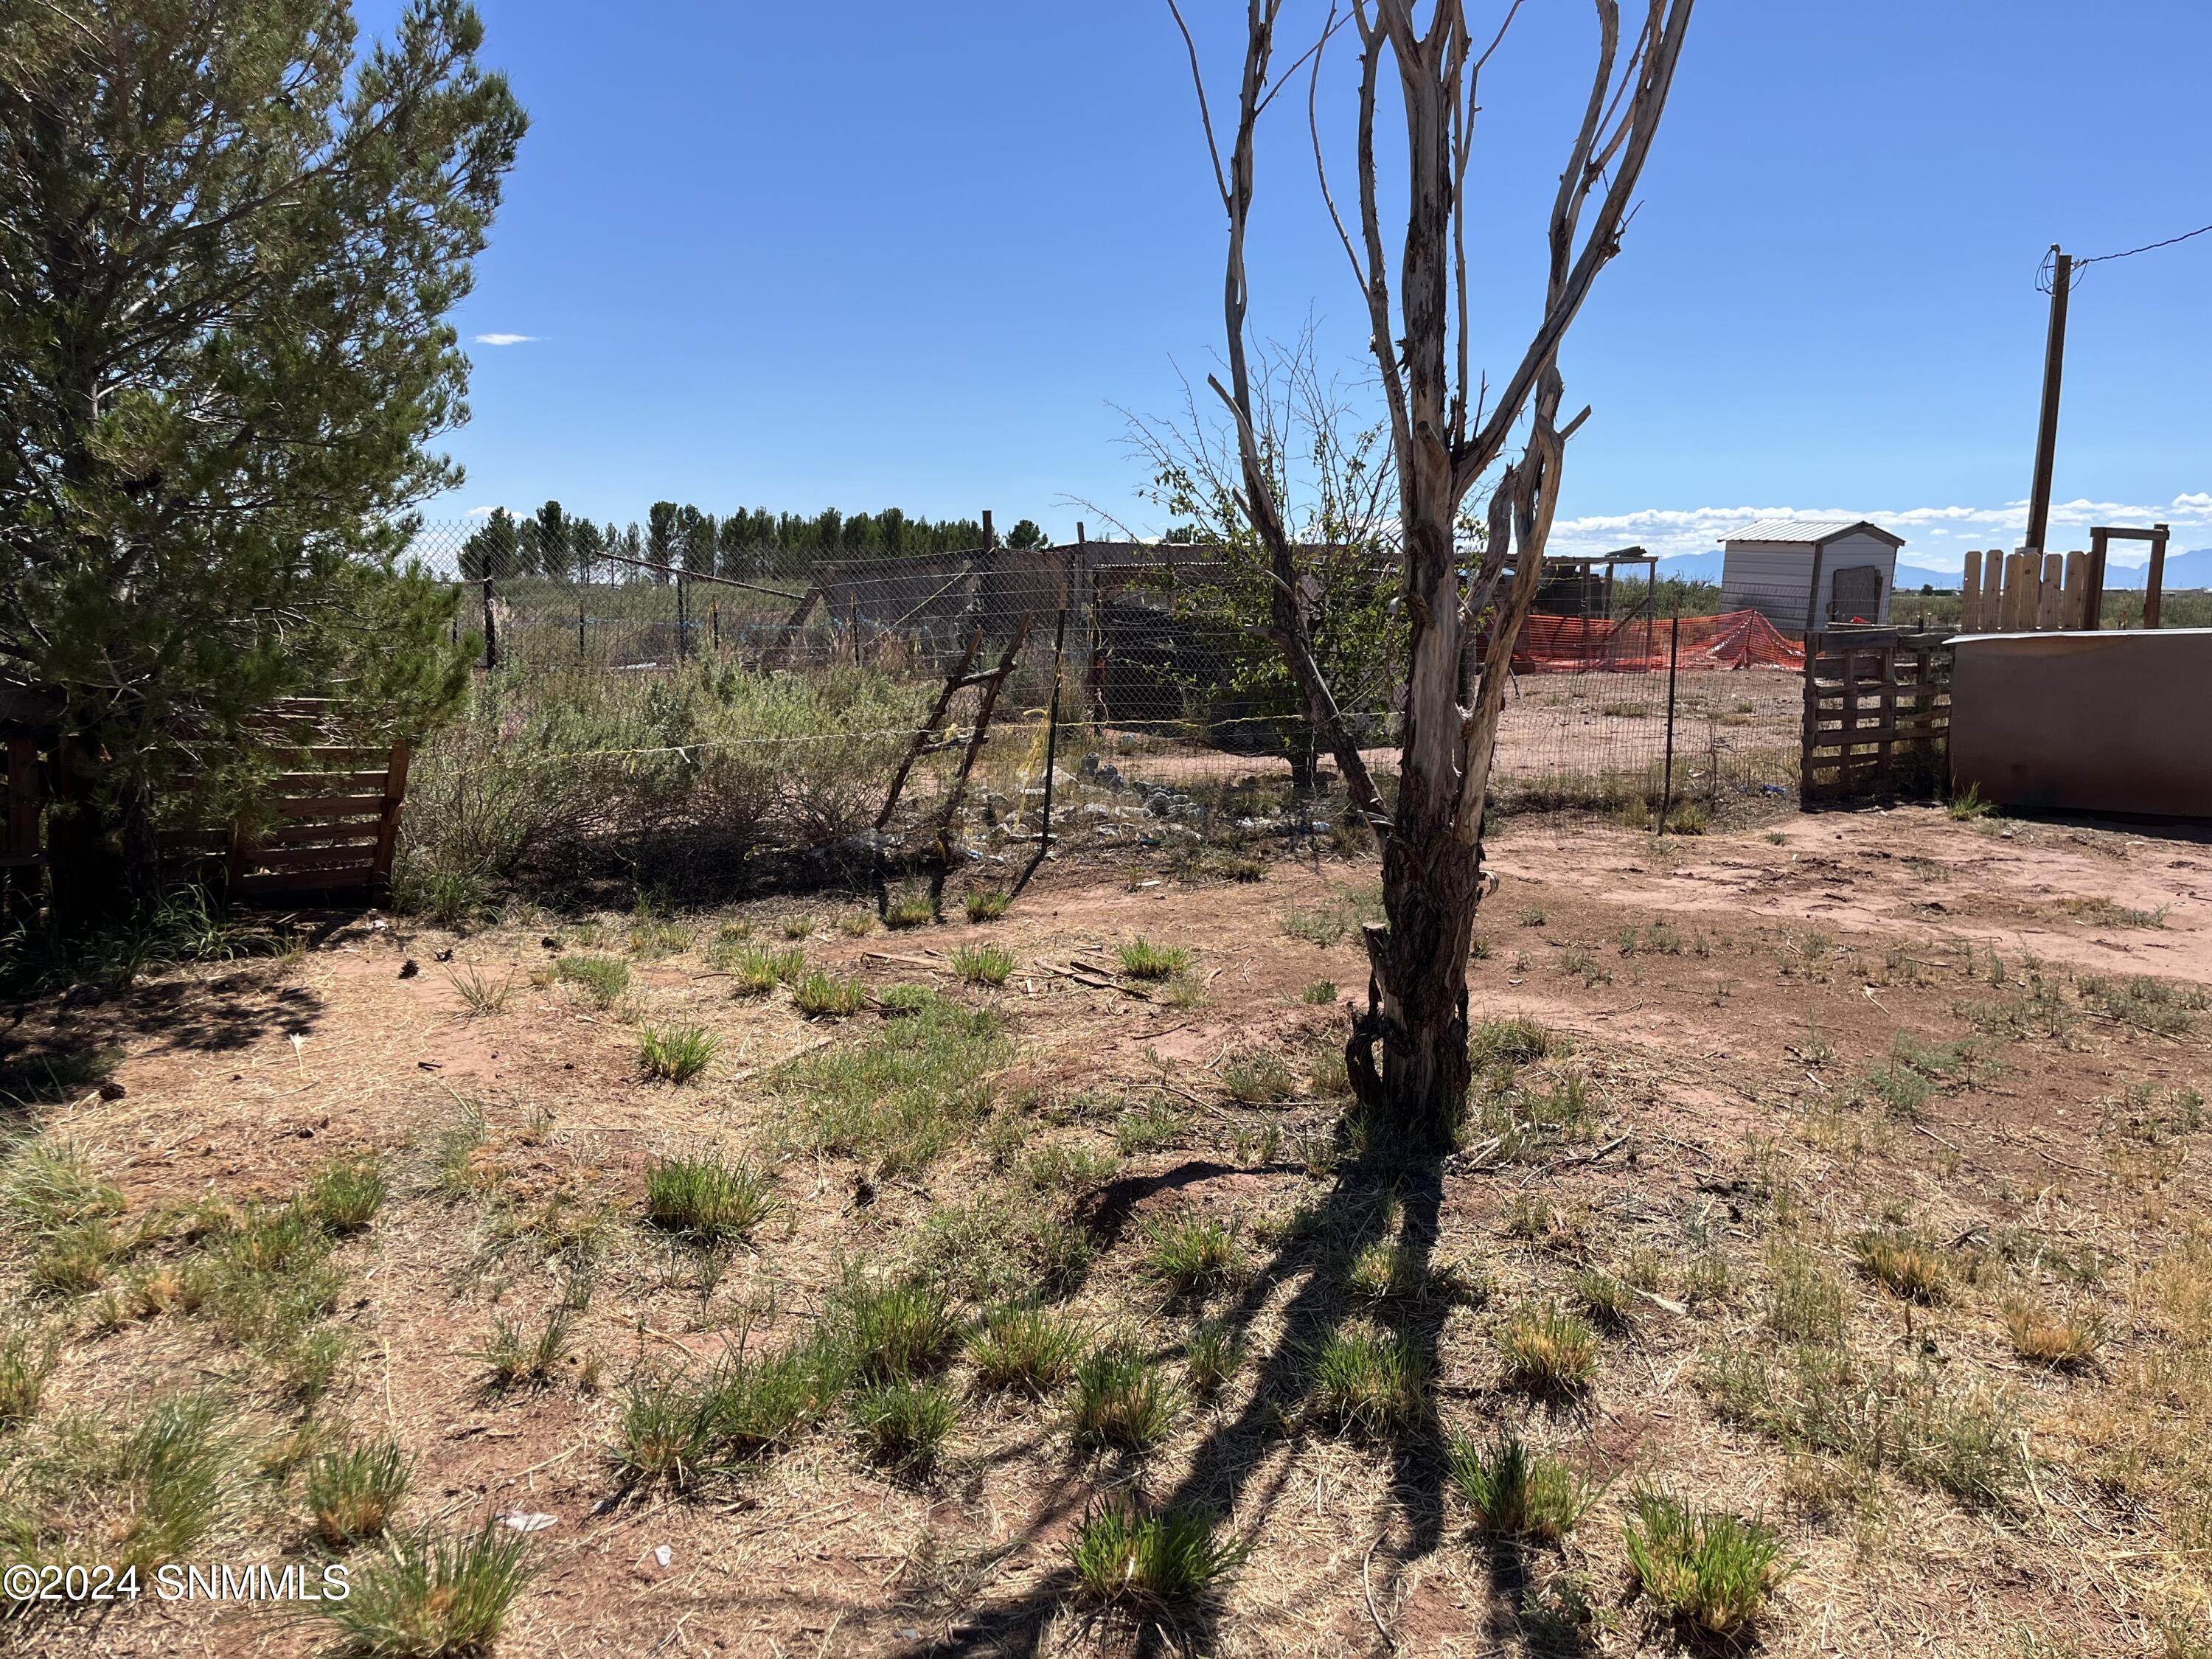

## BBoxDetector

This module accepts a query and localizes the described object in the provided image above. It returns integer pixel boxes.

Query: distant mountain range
[1647,549,2206,590]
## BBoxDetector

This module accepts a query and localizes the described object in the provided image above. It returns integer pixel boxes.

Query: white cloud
[1548,493,2212,566]
[472,332,539,347]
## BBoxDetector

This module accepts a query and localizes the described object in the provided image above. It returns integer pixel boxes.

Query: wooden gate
[1800,628,1953,805]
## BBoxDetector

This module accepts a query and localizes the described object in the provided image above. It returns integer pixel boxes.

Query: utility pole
[2023,246,2073,554]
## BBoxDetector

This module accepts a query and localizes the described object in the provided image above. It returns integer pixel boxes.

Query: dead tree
[1170,0,1694,1144]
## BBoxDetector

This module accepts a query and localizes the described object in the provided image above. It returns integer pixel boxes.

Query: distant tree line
[458,501,1051,582]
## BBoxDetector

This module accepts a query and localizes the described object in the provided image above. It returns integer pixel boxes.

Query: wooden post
[2144,523,2171,629]
[578,603,587,660]
[675,574,689,659]
[2061,552,2084,628]
[1014,603,1070,899]
[371,740,411,902]
[1961,552,1983,633]
[1874,640,1899,793]
[1798,632,1826,807]
[481,574,498,671]
[2085,529,2110,630]
[2007,552,2033,630]
[710,602,721,653]
[2025,247,2072,557]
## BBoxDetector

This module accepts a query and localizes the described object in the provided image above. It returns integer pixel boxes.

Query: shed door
[1829,564,1882,623]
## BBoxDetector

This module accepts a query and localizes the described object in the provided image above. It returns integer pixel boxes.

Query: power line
[2039,220,2212,292]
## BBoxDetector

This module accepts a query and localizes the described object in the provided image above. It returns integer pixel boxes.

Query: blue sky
[384,1,2212,572]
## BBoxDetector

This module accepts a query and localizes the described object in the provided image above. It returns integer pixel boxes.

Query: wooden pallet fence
[1958,548,2090,633]
[1800,628,1952,805]
[153,700,411,901]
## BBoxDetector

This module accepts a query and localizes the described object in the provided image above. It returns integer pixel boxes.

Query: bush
[639,1022,716,1084]
[1069,1495,1242,1610]
[1623,1489,1788,1636]
[310,1522,535,1656]
[643,1152,775,1245]
[400,659,928,891]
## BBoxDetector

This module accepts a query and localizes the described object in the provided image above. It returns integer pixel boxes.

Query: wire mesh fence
[396,521,1844,900]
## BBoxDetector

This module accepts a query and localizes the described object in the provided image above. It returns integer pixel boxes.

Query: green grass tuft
[1117,937,1189,981]
[1310,1325,1425,1438]
[643,1151,776,1245]
[1447,1431,1596,1543]
[1069,1495,1242,1610]
[305,1439,411,1548]
[308,1522,535,1656]
[1623,1489,1790,1636]
[1072,1344,1180,1452]
[951,942,1018,987]
[639,1022,717,1084]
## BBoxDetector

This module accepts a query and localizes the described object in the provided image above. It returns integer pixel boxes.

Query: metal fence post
[1658,613,1680,829]
[481,574,497,672]
[1014,602,1069,899]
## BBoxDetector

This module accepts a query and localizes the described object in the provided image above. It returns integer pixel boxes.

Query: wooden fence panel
[1801,628,1954,805]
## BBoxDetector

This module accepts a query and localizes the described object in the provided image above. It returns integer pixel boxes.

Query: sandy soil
[4,803,2209,1658]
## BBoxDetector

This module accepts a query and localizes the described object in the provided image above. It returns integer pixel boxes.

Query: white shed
[1719,518,1905,630]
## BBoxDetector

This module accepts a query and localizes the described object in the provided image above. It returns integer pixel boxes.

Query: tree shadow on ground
[914,1117,1524,1658]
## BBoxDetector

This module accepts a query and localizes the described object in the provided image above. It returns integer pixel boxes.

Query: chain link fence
[395,521,1835,903]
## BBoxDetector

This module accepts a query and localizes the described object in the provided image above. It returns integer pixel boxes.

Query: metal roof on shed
[1724,518,1905,547]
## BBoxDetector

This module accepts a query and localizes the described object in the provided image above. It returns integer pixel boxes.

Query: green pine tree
[0,0,526,916]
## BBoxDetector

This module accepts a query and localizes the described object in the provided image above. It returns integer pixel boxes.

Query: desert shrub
[400,660,928,891]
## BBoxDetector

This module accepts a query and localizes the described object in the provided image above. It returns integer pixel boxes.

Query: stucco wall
[1950,628,2212,818]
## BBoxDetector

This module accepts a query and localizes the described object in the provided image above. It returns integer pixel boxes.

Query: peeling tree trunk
[1172,0,1693,1142]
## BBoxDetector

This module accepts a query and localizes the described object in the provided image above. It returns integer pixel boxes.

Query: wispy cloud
[472,332,539,347]
[1549,493,2212,568]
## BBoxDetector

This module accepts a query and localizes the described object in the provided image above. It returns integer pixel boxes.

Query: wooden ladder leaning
[873,619,1033,921]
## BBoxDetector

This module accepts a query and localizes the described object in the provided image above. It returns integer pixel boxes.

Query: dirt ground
[4,803,2211,1657]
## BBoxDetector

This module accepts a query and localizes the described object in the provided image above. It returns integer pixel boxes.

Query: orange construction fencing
[1506,609,1805,674]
